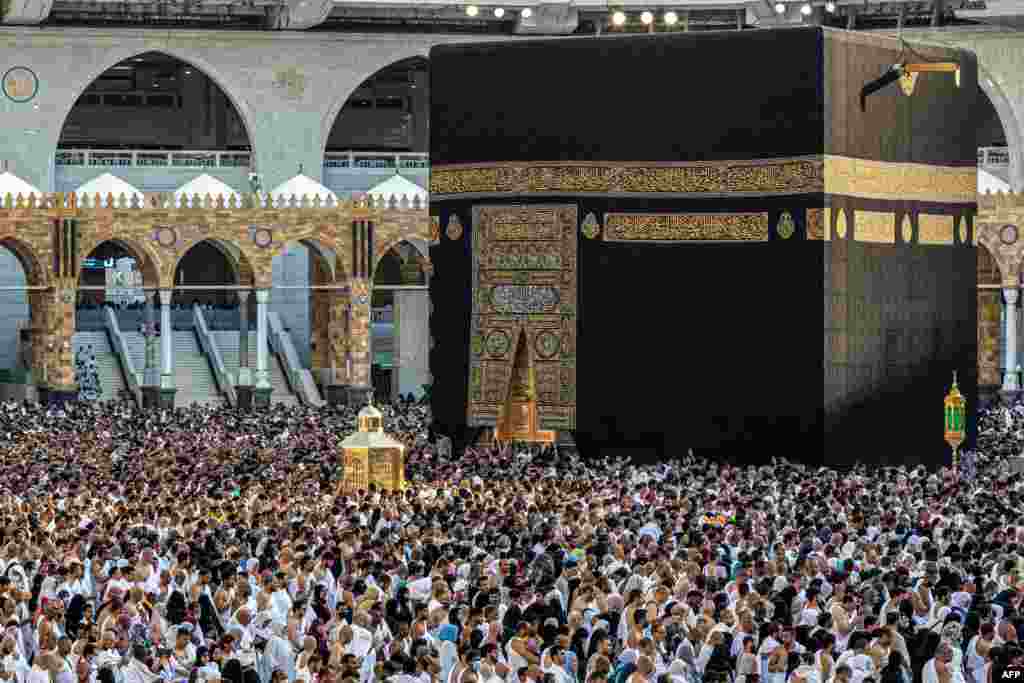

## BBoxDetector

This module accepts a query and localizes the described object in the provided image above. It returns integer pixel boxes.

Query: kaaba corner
[428,27,978,468]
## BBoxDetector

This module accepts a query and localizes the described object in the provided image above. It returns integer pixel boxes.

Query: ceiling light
[641,10,653,23]
[612,10,626,24]
[801,3,812,14]
[466,4,478,15]
[825,1,835,10]
[774,2,786,12]
[520,7,531,17]
[663,10,678,24]
[494,6,504,16]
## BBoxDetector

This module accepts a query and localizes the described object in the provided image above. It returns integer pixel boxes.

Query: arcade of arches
[0,194,428,404]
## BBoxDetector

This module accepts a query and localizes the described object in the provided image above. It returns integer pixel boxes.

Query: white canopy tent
[174,174,243,208]
[75,173,145,208]
[0,172,43,205]
[979,167,1013,195]
[367,174,427,205]
[267,174,338,207]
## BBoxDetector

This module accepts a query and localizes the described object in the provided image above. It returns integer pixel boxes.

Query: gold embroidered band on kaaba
[429,156,975,204]
[814,208,962,245]
[604,213,770,242]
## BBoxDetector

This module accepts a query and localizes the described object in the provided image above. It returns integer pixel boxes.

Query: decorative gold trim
[430,156,975,204]
[807,208,825,241]
[835,209,848,240]
[919,214,955,245]
[899,71,919,97]
[603,213,770,242]
[854,210,896,244]
[429,216,441,244]
[446,214,463,241]
[777,212,795,240]
[431,157,824,197]
[823,156,975,204]
[900,214,913,243]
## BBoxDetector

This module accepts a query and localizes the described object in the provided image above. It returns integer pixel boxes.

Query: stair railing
[193,304,237,407]
[103,307,142,407]
[268,312,325,407]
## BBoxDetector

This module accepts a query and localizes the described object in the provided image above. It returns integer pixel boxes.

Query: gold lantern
[341,398,406,493]
[944,371,966,476]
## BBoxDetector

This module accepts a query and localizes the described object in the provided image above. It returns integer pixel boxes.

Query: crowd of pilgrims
[0,399,1022,683]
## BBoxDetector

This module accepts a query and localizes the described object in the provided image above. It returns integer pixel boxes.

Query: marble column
[236,290,253,409]
[143,292,160,387]
[394,289,430,400]
[139,291,161,409]
[1004,288,1020,392]
[158,289,176,409]
[254,289,272,408]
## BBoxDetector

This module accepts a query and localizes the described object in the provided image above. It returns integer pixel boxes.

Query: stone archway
[76,237,161,309]
[372,238,430,401]
[320,55,430,189]
[268,237,342,382]
[978,65,1024,193]
[978,243,1003,392]
[53,49,259,183]
[0,236,47,385]
[171,237,256,308]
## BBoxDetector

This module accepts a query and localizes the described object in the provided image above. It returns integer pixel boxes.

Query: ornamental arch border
[50,47,260,182]
[77,235,163,290]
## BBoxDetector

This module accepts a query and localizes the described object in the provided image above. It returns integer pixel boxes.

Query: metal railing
[76,307,256,332]
[268,311,325,408]
[193,304,236,407]
[56,149,429,170]
[103,307,142,407]
[979,146,1010,168]
[55,149,253,169]
[323,151,429,170]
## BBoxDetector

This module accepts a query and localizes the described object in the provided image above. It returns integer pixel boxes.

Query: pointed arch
[320,54,430,159]
[53,48,258,167]
[372,238,430,286]
[77,237,161,290]
[0,236,47,288]
[978,240,1002,286]
[978,65,1023,193]
[171,238,255,311]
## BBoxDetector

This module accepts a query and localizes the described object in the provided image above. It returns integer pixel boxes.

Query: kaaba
[428,27,978,468]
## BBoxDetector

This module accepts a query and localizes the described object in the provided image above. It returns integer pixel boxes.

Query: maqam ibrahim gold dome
[341,398,406,492]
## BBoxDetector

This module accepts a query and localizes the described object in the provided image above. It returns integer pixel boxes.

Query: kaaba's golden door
[494,332,555,443]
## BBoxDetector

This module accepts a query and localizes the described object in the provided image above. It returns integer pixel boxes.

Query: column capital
[255,289,270,304]
[237,289,252,303]
[158,289,173,306]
